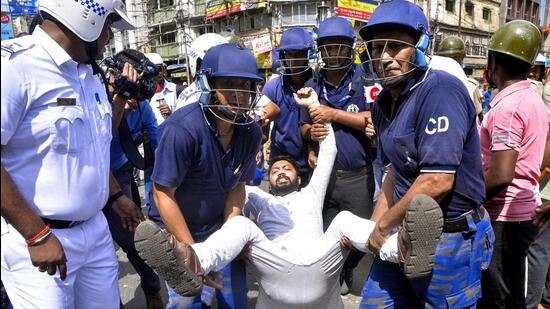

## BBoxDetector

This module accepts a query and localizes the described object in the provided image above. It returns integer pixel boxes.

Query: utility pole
[458,0,463,36]
[426,0,431,25]
[177,4,191,85]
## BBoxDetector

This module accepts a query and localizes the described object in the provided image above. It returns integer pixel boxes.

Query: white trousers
[190,211,398,309]
[1,212,120,309]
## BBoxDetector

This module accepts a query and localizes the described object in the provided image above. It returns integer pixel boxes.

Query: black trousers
[323,167,374,270]
[479,220,539,309]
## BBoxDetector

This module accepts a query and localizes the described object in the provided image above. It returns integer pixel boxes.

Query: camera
[103,49,160,101]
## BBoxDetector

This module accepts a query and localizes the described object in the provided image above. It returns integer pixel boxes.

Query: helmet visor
[362,38,427,83]
[112,1,134,30]
[317,43,354,71]
[275,50,311,76]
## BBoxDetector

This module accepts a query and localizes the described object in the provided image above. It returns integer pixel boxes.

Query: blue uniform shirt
[372,68,485,219]
[300,64,375,170]
[150,103,262,241]
[110,100,158,171]
[262,73,310,173]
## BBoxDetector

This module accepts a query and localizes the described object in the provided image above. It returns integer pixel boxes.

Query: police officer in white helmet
[175,32,228,109]
[146,52,181,125]
[0,0,144,307]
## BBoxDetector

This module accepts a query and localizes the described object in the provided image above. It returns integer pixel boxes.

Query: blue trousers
[166,260,248,309]
[103,167,161,295]
[360,208,494,308]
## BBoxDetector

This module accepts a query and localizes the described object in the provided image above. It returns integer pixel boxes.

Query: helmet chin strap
[379,53,418,90]
[380,75,408,89]
[217,105,239,122]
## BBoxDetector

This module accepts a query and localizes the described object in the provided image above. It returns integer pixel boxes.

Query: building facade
[414,0,501,77]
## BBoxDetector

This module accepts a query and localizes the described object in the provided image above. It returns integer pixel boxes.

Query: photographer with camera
[103,49,163,308]
[1,0,144,307]
[146,53,179,125]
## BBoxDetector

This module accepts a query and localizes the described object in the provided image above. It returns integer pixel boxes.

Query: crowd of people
[1,0,550,308]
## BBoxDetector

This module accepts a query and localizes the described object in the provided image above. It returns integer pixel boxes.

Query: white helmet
[189,33,227,78]
[145,53,164,66]
[39,0,134,42]
[534,53,546,66]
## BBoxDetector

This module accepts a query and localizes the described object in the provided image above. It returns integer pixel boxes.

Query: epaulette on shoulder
[1,37,34,60]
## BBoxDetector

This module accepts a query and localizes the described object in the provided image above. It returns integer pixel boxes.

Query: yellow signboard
[337,0,379,22]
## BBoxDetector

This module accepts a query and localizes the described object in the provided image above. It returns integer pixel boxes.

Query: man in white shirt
[146,53,179,125]
[135,88,444,308]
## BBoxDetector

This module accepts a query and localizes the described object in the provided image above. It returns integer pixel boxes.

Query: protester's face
[213,78,252,116]
[269,160,300,196]
[318,37,354,68]
[371,30,416,80]
[282,50,309,73]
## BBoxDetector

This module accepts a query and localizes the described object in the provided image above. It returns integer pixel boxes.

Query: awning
[167,64,186,71]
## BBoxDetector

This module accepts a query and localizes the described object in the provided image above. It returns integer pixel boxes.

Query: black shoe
[340,268,353,295]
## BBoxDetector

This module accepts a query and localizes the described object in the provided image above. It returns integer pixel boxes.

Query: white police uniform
[175,80,200,110]
[149,79,178,125]
[1,26,119,308]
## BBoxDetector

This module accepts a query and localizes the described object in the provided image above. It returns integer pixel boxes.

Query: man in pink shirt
[478,20,547,309]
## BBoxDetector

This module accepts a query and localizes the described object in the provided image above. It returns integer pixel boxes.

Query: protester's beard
[271,174,300,196]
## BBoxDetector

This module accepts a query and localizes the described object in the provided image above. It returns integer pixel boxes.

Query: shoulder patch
[1,38,34,60]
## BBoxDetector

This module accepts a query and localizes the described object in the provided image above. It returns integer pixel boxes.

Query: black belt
[335,165,372,179]
[41,217,84,229]
[443,207,485,233]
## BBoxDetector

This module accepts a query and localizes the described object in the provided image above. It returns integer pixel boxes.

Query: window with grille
[159,24,177,44]
[482,7,491,21]
[532,3,539,24]
[194,0,206,15]
[465,1,474,17]
[159,0,174,8]
[445,0,455,12]
[281,3,317,25]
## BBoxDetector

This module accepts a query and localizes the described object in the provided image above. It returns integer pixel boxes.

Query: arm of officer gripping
[330,109,371,131]
[304,123,336,204]
[224,182,246,222]
[154,183,196,244]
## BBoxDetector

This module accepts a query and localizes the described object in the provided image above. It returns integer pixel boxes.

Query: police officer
[0,0,144,307]
[257,27,314,185]
[359,1,493,307]
[436,36,484,120]
[146,53,179,125]
[478,20,547,309]
[300,16,376,295]
[139,43,263,308]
